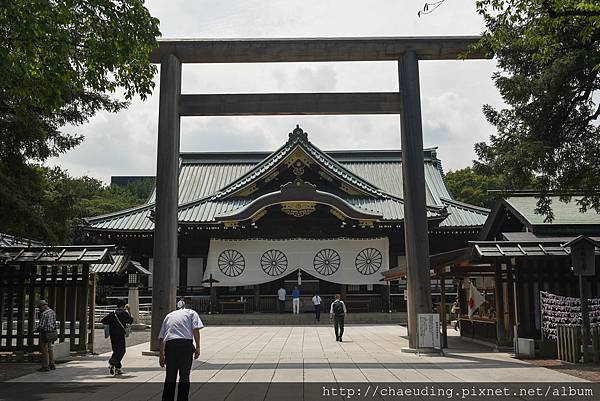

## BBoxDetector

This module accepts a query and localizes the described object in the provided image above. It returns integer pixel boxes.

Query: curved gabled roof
[85,127,488,232]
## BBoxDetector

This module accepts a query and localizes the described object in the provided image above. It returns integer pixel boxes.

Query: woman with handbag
[36,300,57,372]
[101,299,133,375]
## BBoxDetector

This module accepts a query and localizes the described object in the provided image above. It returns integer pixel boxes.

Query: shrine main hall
[84,126,488,313]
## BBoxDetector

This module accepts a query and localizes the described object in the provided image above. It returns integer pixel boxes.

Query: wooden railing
[94,304,152,323]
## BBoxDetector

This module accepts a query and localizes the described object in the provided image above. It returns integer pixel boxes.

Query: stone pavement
[8,325,584,384]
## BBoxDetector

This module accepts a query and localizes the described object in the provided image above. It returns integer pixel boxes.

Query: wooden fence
[557,325,600,363]
[0,264,95,353]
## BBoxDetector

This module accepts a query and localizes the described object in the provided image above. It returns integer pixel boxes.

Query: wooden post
[88,273,96,354]
[27,266,35,347]
[151,53,182,351]
[398,51,432,350]
[70,265,78,350]
[440,269,448,348]
[16,266,25,349]
[0,267,5,348]
[60,266,68,343]
[79,265,90,352]
[494,261,506,345]
[580,274,591,362]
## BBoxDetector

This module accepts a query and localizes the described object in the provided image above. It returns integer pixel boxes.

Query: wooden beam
[179,93,401,116]
[150,36,486,63]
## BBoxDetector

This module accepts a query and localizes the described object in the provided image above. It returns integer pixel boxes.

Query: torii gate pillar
[399,51,433,350]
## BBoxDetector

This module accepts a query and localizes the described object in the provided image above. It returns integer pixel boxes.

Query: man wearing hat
[35,300,57,372]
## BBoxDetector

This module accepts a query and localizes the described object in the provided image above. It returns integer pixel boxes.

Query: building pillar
[440,269,448,348]
[398,51,433,350]
[340,284,346,299]
[150,53,181,351]
[128,286,140,324]
[254,285,260,312]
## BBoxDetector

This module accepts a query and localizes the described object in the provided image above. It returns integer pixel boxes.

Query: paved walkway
[9,325,584,384]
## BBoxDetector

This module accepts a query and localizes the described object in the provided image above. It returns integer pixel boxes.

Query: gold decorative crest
[281,202,316,218]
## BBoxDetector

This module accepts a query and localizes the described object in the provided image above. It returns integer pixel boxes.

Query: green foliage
[0,0,160,240]
[444,167,507,208]
[473,0,600,221]
[0,166,151,244]
[117,177,155,202]
[445,166,538,208]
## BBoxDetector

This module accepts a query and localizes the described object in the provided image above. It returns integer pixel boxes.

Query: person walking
[100,299,133,375]
[329,294,347,342]
[159,302,203,401]
[277,287,286,313]
[292,286,301,315]
[35,300,57,372]
[311,292,322,322]
[451,297,461,331]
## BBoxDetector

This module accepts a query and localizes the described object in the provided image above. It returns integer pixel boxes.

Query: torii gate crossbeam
[148,36,487,351]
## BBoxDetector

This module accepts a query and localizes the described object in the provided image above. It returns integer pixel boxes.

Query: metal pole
[398,51,433,350]
[150,53,181,351]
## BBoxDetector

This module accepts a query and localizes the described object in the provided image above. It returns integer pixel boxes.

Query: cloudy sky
[49,0,505,183]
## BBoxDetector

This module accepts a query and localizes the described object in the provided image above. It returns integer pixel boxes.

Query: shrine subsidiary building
[84,127,488,312]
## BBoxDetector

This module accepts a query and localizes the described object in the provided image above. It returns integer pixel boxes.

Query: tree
[4,166,152,244]
[0,0,160,239]
[445,167,506,208]
[472,0,600,221]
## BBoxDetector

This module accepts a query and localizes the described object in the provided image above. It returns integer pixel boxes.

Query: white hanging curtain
[203,237,389,286]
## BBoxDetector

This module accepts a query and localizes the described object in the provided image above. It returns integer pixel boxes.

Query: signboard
[571,241,596,276]
[417,313,440,349]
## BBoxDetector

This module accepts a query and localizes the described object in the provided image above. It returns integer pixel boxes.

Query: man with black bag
[101,299,133,375]
[36,300,57,372]
[329,293,347,342]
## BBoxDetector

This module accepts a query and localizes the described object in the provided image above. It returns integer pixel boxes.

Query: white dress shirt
[158,308,203,342]
[311,295,322,305]
[277,288,286,301]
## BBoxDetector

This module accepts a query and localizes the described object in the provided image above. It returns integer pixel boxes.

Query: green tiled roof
[85,129,488,231]
[506,196,600,226]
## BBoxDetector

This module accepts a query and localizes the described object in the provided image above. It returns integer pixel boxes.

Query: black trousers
[334,316,345,339]
[162,339,194,401]
[278,299,285,313]
[109,335,126,369]
[314,304,321,321]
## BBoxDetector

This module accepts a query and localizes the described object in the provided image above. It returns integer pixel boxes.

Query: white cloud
[48,0,505,182]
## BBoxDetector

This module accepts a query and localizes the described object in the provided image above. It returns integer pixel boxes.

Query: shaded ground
[0,363,39,382]
[528,358,600,382]
[0,329,151,382]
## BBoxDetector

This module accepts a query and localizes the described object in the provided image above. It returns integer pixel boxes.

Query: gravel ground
[527,359,600,382]
[92,329,151,355]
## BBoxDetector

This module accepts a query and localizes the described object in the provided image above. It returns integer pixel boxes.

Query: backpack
[332,300,344,316]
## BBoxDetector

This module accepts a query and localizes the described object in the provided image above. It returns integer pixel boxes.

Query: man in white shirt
[329,293,347,342]
[159,303,203,401]
[311,292,322,322]
[277,287,286,313]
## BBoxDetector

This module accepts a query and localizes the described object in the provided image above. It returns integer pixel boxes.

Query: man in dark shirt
[101,299,133,375]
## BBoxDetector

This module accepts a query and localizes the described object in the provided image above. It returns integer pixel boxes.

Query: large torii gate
[148,37,486,351]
